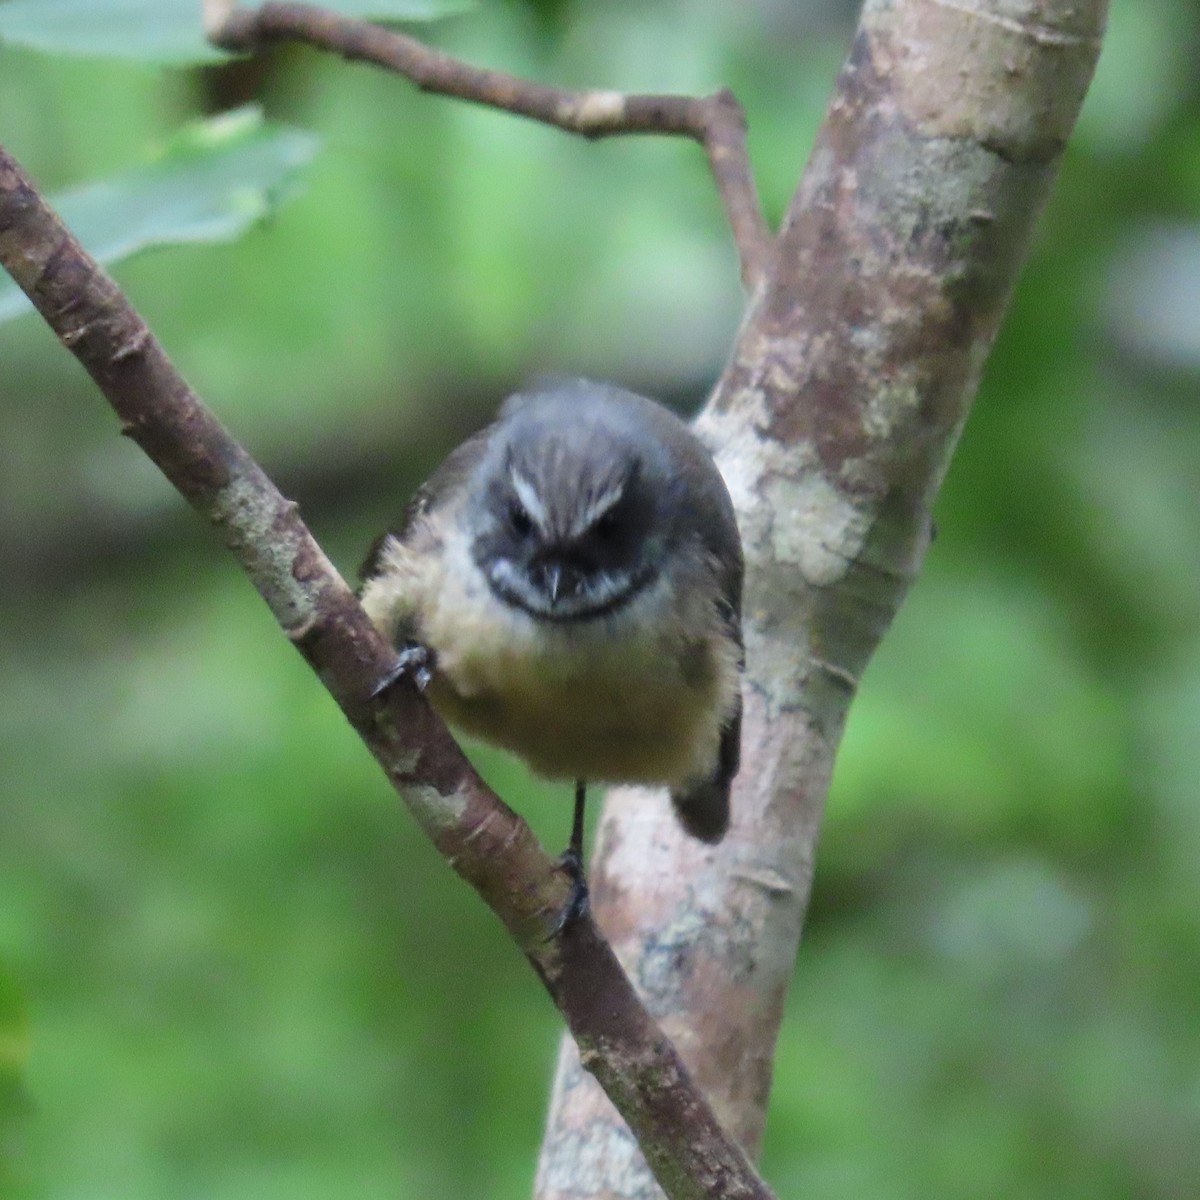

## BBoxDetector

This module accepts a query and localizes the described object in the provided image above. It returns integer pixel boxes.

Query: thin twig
[208,1,773,289]
[0,142,775,1200]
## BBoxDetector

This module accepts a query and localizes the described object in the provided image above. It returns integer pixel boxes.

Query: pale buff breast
[362,525,738,786]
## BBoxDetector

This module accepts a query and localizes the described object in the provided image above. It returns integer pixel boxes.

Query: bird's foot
[371,641,436,698]
[547,847,590,939]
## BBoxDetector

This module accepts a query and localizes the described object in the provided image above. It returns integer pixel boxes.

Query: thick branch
[535,0,1109,1195]
[0,145,773,1200]
[205,1,771,288]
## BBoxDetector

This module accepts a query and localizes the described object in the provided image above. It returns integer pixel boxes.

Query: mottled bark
[534,1,1108,1195]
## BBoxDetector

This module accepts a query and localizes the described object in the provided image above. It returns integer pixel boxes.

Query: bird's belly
[422,582,720,785]
[431,668,710,783]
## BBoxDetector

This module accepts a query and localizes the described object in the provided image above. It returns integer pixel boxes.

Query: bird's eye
[509,499,533,536]
[592,509,621,539]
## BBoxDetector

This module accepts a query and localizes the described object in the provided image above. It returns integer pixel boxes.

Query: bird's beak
[544,563,562,604]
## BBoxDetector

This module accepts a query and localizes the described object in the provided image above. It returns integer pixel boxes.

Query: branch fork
[205,1,774,289]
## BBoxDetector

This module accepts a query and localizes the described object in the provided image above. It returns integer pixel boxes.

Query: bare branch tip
[707,86,749,129]
[203,0,256,51]
[202,0,236,36]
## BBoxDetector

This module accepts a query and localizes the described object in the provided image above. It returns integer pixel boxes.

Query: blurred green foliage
[0,107,319,322]
[0,0,476,65]
[1,1,1198,1197]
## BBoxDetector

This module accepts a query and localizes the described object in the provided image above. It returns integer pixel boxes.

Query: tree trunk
[533,1,1108,1195]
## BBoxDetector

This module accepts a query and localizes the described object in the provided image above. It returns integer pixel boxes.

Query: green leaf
[0,107,320,324]
[0,0,225,64]
[0,0,475,66]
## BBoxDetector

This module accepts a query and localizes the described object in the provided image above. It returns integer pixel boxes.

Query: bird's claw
[371,642,436,699]
[547,847,590,939]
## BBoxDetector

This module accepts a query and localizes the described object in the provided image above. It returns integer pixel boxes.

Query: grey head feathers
[461,380,740,625]
[506,426,634,549]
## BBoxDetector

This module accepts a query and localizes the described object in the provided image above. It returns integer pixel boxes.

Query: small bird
[360,379,743,923]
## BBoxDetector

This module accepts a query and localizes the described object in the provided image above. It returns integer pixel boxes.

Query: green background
[1,0,1198,1196]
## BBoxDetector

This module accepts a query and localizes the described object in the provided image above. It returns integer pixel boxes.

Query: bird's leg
[550,779,591,935]
[371,640,437,699]
[569,777,587,867]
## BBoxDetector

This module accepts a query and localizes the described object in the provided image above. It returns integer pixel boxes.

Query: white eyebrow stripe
[570,483,624,539]
[510,469,550,532]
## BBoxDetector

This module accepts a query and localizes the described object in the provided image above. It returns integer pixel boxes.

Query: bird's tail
[670,778,731,844]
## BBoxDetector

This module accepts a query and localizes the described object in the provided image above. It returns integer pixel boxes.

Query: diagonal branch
[204,0,772,289]
[0,144,774,1200]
